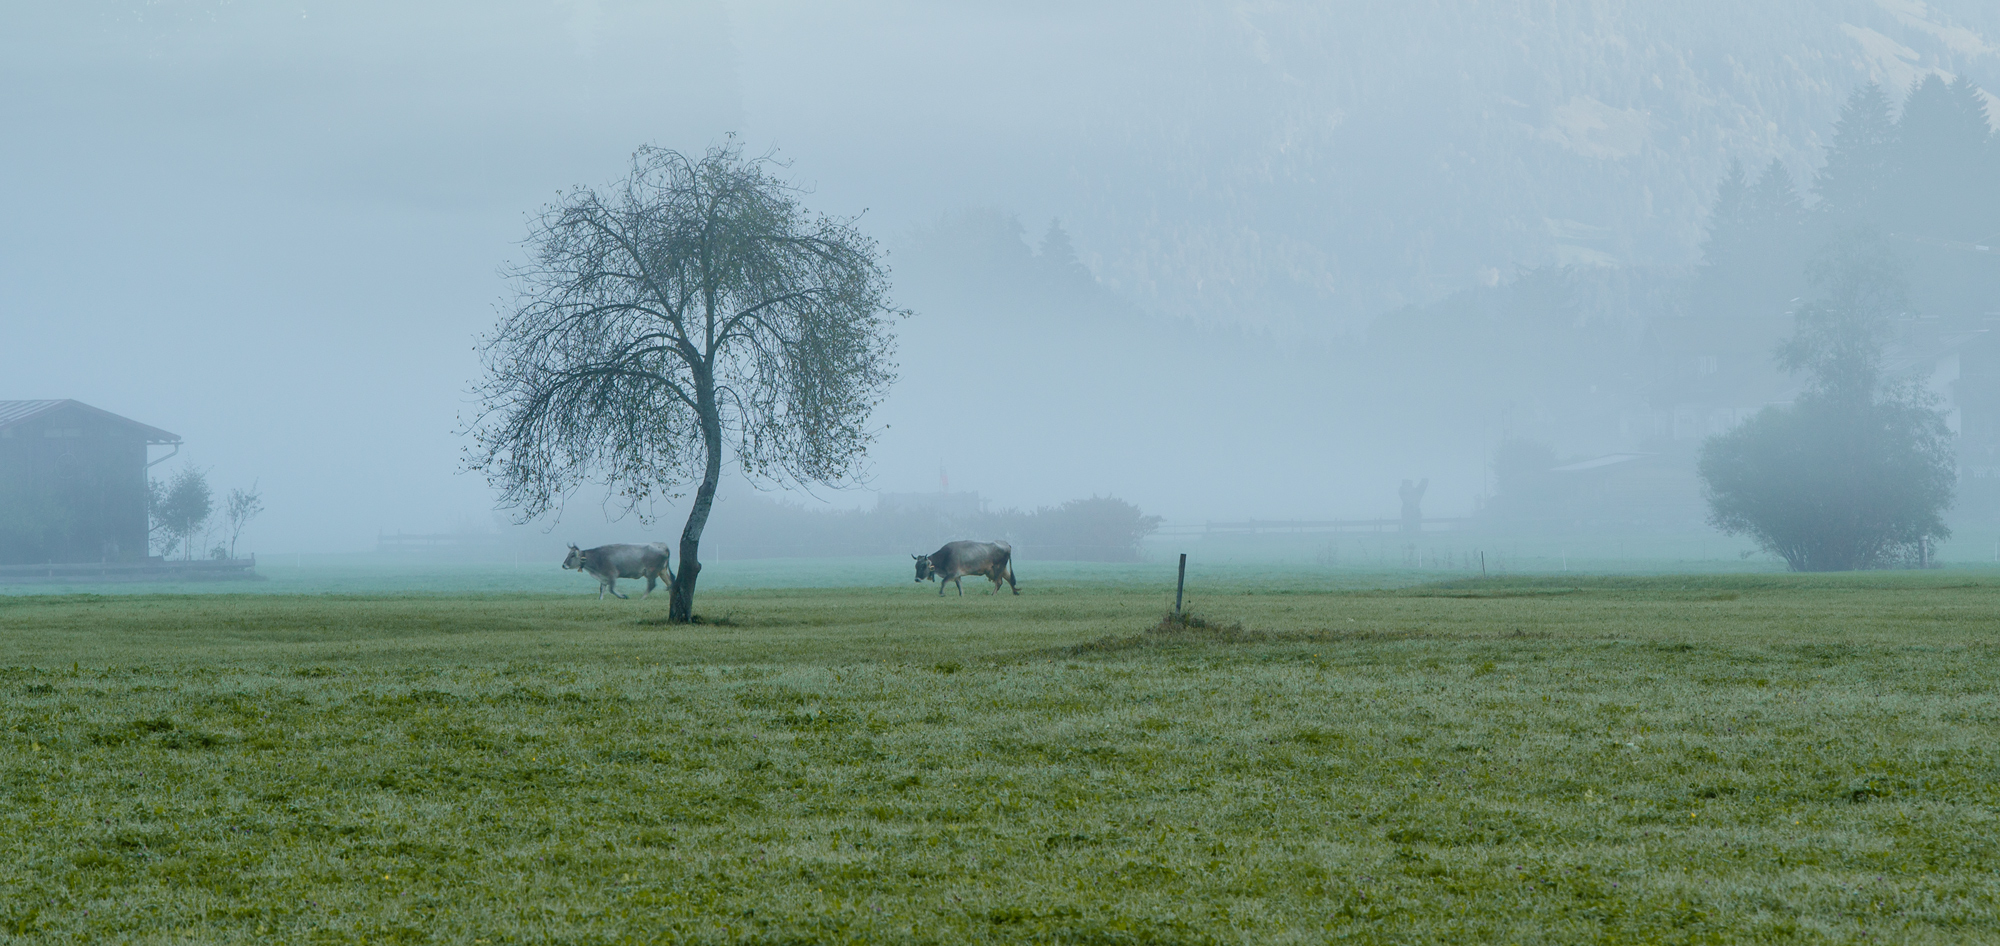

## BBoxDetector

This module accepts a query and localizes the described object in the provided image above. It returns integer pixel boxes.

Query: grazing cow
[563,543,673,600]
[913,540,1019,596]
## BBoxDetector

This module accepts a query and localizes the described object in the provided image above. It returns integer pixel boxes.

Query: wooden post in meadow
[1174,553,1188,619]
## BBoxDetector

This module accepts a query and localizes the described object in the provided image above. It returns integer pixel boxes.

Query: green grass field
[2,572,1997,943]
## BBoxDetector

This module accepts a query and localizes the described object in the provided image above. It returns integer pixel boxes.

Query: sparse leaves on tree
[467,141,903,622]
[222,484,263,559]
[149,467,213,561]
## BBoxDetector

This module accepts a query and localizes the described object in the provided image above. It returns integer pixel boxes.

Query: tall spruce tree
[1742,160,1809,309]
[1893,74,1993,240]
[1698,158,1752,267]
[1945,75,1999,244]
[1692,160,1759,312]
[1034,218,1095,292]
[1987,123,2000,245]
[1814,83,1897,225]
[1748,158,1805,226]
[1943,76,1994,242]
[1693,159,1811,314]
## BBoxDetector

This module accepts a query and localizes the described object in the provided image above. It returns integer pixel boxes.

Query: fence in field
[0,556,260,584]
[1154,517,1474,536]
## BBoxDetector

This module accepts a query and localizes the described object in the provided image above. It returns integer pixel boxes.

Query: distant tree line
[1695,75,1998,313]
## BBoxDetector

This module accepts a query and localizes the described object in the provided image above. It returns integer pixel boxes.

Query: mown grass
[1,574,1997,943]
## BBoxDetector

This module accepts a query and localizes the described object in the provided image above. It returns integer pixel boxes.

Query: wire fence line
[375,533,1148,563]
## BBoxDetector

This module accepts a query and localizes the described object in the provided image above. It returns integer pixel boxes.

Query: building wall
[1956,334,2000,523]
[0,407,150,564]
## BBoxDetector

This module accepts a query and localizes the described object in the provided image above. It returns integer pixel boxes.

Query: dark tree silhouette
[1695,158,1809,312]
[148,467,213,561]
[1747,158,1805,226]
[1699,232,1953,571]
[1698,158,1753,267]
[1891,74,1995,241]
[468,142,903,621]
[1814,83,1897,225]
[1034,218,1095,291]
[1016,496,1162,563]
[1700,392,1953,571]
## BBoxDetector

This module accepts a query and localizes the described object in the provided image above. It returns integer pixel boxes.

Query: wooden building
[0,400,180,565]
[1953,328,2000,520]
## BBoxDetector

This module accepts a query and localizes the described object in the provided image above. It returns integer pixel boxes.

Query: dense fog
[3,1,1998,558]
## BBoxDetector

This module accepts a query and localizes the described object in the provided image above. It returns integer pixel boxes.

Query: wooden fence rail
[0,556,260,584]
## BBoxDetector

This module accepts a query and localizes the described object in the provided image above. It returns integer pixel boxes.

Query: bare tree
[222,483,263,559]
[467,142,902,622]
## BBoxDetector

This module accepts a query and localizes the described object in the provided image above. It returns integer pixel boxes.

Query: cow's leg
[644,571,657,598]
[955,575,965,596]
[608,576,627,600]
[1005,562,1019,595]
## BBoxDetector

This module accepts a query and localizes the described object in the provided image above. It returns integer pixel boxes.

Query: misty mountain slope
[1087,0,2000,331]
[7,2,1997,548]
[867,210,1435,521]
[735,0,2000,335]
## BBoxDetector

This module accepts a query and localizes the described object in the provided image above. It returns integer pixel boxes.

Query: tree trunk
[668,379,724,623]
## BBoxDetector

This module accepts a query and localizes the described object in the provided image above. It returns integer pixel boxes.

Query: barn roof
[0,400,180,443]
[1548,453,1657,474]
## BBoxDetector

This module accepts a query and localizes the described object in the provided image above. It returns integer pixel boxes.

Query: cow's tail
[1003,542,1019,594]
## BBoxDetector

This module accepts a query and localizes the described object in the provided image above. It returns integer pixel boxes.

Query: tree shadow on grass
[633,613,740,627]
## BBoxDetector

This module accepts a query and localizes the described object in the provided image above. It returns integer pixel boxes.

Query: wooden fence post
[1174,553,1187,618]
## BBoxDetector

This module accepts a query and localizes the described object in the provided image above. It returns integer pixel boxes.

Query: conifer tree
[1814,83,1896,225]
[1946,75,1993,147]
[1986,125,2000,246]
[1694,159,1808,314]
[1034,218,1094,291]
[1728,160,1810,310]
[1748,159,1804,227]
[1946,75,1999,243]
[1892,74,1993,240]
[1698,159,1752,267]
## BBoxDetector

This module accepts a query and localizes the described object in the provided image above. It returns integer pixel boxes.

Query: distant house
[1544,453,1706,530]
[0,400,180,565]
[1951,328,2000,519]
[1484,452,1706,532]
[1623,310,1798,448]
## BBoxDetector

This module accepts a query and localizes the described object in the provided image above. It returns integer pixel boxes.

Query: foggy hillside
[3,1,1998,551]
[737,0,2000,333]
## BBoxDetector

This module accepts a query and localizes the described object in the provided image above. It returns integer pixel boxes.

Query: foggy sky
[4,1,1997,552]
